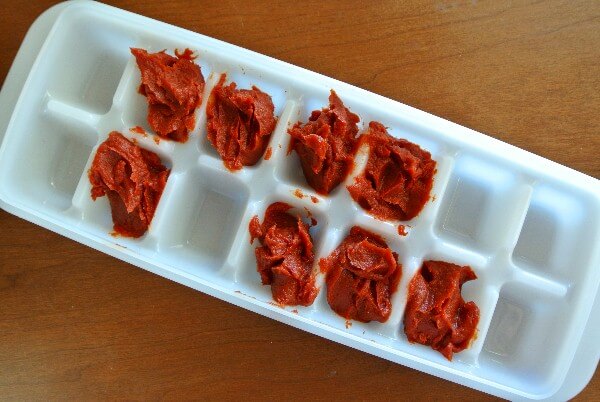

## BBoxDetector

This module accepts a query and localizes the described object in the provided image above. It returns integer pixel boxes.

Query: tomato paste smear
[320,226,402,323]
[403,260,480,360]
[347,121,436,221]
[288,90,360,194]
[249,202,318,306]
[89,132,170,238]
[131,48,205,143]
[207,74,277,170]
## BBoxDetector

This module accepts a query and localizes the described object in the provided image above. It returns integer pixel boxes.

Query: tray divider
[46,98,101,128]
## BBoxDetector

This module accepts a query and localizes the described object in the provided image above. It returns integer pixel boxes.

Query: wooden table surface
[1,0,598,400]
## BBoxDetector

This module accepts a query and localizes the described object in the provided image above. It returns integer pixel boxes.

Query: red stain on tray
[397,224,408,236]
[310,196,319,203]
[130,126,146,136]
[264,146,273,160]
[294,188,304,199]
[345,320,352,329]
[301,207,318,226]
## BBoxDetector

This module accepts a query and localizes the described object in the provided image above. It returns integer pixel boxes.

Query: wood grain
[1,0,598,400]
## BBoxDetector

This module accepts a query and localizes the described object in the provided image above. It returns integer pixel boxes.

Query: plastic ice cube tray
[1,1,598,400]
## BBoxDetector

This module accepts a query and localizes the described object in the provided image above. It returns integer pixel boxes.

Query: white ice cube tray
[1,1,599,400]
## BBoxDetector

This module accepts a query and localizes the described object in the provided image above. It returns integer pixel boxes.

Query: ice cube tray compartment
[1,2,599,400]
[154,165,250,275]
[480,282,577,396]
[3,113,98,214]
[42,10,135,115]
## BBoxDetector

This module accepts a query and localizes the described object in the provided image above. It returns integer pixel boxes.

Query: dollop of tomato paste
[131,48,205,142]
[207,74,276,170]
[89,132,170,238]
[403,260,480,360]
[347,121,436,221]
[320,226,401,323]
[288,90,359,194]
[249,202,317,306]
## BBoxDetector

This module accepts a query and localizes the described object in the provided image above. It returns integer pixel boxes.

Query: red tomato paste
[249,203,317,306]
[288,90,359,194]
[207,74,276,170]
[131,48,205,142]
[320,226,401,323]
[347,121,436,221]
[89,132,170,238]
[264,146,273,160]
[404,260,480,360]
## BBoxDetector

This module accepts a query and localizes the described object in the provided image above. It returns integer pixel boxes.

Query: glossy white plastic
[1,2,598,400]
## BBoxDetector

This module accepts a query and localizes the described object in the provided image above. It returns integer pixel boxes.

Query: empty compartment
[435,155,526,253]
[512,184,594,283]
[513,206,555,268]
[155,166,249,274]
[479,282,574,397]
[43,11,135,114]
[439,177,486,239]
[0,114,96,213]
